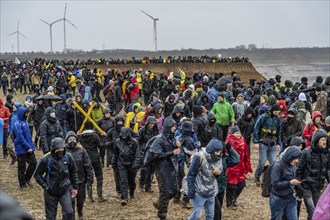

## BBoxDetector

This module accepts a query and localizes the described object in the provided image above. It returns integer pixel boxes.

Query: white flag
[15,57,20,64]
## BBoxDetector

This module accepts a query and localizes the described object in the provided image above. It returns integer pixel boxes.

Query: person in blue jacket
[11,107,37,188]
[7,102,22,165]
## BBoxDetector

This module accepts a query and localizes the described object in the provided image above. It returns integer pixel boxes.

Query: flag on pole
[15,57,21,65]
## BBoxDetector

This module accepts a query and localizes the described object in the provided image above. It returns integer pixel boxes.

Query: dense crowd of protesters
[0,57,329,220]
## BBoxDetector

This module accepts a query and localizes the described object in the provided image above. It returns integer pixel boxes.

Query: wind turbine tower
[39,18,63,52]
[8,21,26,53]
[62,3,77,51]
[140,10,159,52]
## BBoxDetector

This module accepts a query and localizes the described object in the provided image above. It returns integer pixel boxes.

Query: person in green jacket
[211,92,235,138]
[214,142,240,220]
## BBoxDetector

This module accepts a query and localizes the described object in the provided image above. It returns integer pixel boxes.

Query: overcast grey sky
[1,1,329,53]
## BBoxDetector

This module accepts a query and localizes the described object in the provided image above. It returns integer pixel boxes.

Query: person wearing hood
[254,95,268,118]
[39,107,64,154]
[253,104,282,186]
[250,87,261,109]
[8,102,23,164]
[296,129,330,220]
[154,104,165,133]
[28,99,45,141]
[231,93,248,120]
[323,116,330,148]
[277,100,288,121]
[292,92,312,126]
[5,94,14,113]
[314,86,328,119]
[96,108,114,167]
[172,104,184,124]
[144,117,181,220]
[187,139,224,220]
[164,94,177,118]
[197,91,213,111]
[211,92,235,139]
[90,97,105,123]
[34,137,78,220]
[282,108,303,145]
[79,122,107,203]
[178,97,192,118]
[55,94,69,136]
[138,116,159,193]
[237,106,255,156]
[302,111,324,148]
[270,146,302,220]
[192,105,208,147]
[112,127,141,205]
[205,111,223,142]
[11,107,37,188]
[65,131,93,220]
[66,100,84,133]
[225,126,252,209]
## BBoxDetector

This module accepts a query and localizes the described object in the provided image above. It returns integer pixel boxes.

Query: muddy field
[0,94,309,220]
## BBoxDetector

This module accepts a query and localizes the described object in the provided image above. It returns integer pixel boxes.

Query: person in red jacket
[0,97,10,158]
[302,111,323,147]
[278,100,288,121]
[129,77,140,104]
[225,126,252,209]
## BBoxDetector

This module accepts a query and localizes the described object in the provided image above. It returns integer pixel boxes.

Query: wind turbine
[8,21,26,53]
[140,10,159,52]
[39,18,63,52]
[61,3,77,51]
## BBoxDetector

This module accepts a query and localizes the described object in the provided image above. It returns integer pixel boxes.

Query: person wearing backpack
[187,139,224,220]
[296,129,329,220]
[269,146,302,220]
[34,137,78,220]
[302,111,324,148]
[11,107,37,188]
[65,131,93,220]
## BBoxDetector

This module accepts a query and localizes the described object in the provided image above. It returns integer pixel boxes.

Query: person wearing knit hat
[231,125,240,134]
[212,92,235,139]
[253,100,282,187]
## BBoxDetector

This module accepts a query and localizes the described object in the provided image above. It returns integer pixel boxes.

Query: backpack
[295,100,307,123]
[261,161,284,197]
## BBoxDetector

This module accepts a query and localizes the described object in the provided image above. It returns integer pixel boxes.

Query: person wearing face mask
[65,131,94,220]
[205,111,223,142]
[96,108,114,167]
[112,127,141,206]
[34,137,78,220]
[144,117,181,220]
[187,139,224,220]
[138,116,159,193]
[39,107,64,154]
[253,104,282,187]
[225,126,252,209]
[79,122,107,203]
[106,114,137,197]
[302,111,324,148]
[296,129,330,220]
[270,146,302,220]
[178,98,191,118]
[281,108,303,152]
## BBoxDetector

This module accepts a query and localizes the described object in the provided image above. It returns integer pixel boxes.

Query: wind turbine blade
[52,18,64,25]
[66,19,78,29]
[140,10,155,20]
[18,32,27,38]
[8,31,17,36]
[40,18,50,25]
[64,3,67,19]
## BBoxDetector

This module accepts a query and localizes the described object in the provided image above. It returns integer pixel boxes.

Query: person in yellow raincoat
[68,72,76,95]
[125,102,145,133]
[136,71,143,97]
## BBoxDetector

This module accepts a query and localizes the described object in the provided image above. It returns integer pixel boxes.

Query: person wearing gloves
[269,146,302,220]
[34,137,78,220]
[187,139,224,220]
[65,131,94,220]
[11,107,37,188]
[112,127,141,206]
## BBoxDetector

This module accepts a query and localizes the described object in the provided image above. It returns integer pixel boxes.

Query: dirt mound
[89,62,266,83]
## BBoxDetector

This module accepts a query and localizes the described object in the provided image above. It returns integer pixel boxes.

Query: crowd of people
[0,58,329,220]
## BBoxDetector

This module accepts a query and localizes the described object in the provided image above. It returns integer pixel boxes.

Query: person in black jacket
[55,94,68,136]
[65,131,94,220]
[34,137,78,220]
[66,101,84,133]
[112,127,141,205]
[270,146,302,220]
[39,107,64,154]
[96,108,114,167]
[138,116,159,192]
[192,106,208,147]
[145,117,181,220]
[164,94,176,117]
[281,108,303,152]
[79,122,106,202]
[237,106,255,156]
[296,129,330,220]
[172,104,183,124]
[205,111,223,142]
